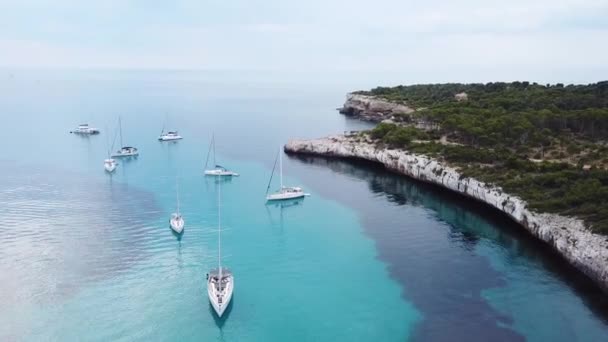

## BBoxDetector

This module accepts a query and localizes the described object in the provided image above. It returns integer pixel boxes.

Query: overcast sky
[0,0,607,84]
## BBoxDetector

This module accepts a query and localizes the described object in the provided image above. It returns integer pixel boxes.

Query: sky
[0,0,607,85]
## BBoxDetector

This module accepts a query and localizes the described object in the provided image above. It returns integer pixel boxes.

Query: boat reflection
[171,227,183,241]
[265,197,304,209]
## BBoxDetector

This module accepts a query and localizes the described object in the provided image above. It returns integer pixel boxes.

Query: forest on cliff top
[359,82,608,233]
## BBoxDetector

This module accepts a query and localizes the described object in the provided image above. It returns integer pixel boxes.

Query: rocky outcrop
[285,135,608,292]
[454,92,469,102]
[338,93,415,122]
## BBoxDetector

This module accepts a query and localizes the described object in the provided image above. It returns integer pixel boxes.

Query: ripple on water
[0,163,162,339]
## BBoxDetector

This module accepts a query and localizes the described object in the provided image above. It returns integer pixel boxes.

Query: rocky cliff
[338,93,415,122]
[285,135,608,292]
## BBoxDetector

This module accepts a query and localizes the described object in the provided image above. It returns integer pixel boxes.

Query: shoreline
[285,135,608,293]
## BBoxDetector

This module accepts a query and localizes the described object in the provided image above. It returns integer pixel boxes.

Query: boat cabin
[207,268,233,291]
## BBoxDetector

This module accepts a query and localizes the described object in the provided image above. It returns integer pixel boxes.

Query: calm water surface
[0,70,607,341]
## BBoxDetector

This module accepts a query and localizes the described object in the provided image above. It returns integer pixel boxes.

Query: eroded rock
[285,135,608,292]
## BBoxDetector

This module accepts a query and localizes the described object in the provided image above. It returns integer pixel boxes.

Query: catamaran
[104,125,117,173]
[204,135,238,176]
[159,131,183,141]
[158,117,183,141]
[206,180,234,317]
[111,117,139,157]
[71,123,100,135]
[170,178,184,233]
[266,146,306,201]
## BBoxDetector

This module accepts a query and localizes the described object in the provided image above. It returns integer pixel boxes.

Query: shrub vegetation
[363,82,608,234]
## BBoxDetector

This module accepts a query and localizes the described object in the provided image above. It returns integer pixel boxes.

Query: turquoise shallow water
[15,158,417,341]
[1,70,608,341]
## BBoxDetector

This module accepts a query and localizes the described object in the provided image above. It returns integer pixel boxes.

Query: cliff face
[285,135,608,292]
[338,93,415,122]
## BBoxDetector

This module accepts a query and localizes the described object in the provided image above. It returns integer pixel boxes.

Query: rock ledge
[285,135,608,292]
[338,93,414,122]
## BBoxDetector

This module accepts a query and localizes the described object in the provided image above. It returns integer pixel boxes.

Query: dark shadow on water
[205,176,233,185]
[265,197,304,209]
[116,155,139,163]
[175,238,183,269]
[209,297,234,330]
[171,227,184,241]
[287,154,608,341]
[158,140,181,145]
[69,132,98,138]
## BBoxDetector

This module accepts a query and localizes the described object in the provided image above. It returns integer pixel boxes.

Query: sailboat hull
[112,150,139,157]
[207,275,234,317]
[266,146,308,201]
[170,217,184,234]
[266,191,305,201]
[158,135,183,141]
[204,169,239,176]
[104,159,117,173]
[73,129,100,135]
[72,124,100,135]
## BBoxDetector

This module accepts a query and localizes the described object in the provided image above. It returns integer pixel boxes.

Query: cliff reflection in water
[288,154,608,342]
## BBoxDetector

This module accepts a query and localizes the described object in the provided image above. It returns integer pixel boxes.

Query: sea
[0,69,607,341]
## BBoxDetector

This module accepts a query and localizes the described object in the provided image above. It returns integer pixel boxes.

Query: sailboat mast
[105,125,110,158]
[266,150,279,195]
[176,178,180,214]
[218,178,222,280]
[204,135,213,170]
[118,116,123,148]
[160,114,166,136]
[213,135,216,167]
[279,146,283,189]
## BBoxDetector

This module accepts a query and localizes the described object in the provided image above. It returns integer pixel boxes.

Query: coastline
[284,134,608,293]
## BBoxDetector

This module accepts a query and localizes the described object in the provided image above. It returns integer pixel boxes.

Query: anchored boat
[111,117,139,157]
[204,165,239,177]
[158,116,183,141]
[204,135,238,176]
[170,178,184,234]
[71,124,100,135]
[266,146,306,201]
[104,158,117,173]
[207,179,234,317]
[159,131,183,141]
[104,125,117,173]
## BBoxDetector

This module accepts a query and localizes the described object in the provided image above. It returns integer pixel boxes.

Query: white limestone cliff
[285,135,608,292]
[338,93,415,122]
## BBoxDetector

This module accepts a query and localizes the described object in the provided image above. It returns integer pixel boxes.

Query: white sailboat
[159,131,182,141]
[158,116,183,141]
[104,158,117,173]
[104,125,117,173]
[266,146,305,201]
[71,123,100,135]
[111,117,139,157]
[207,180,234,317]
[204,135,238,176]
[170,178,184,233]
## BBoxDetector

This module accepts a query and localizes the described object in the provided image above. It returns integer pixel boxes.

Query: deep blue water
[1,70,607,341]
